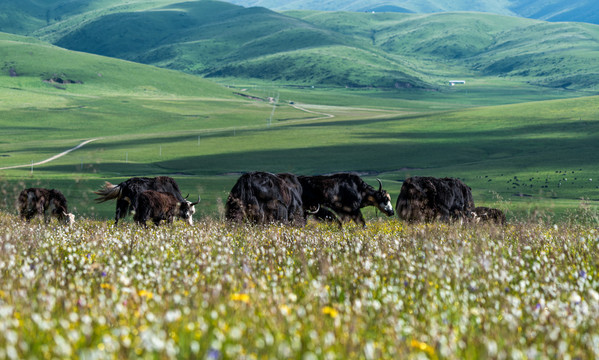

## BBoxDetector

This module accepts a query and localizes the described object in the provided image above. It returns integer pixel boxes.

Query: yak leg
[114,199,130,225]
[36,198,50,223]
[314,207,342,229]
[133,206,149,228]
[350,210,366,227]
[20,202,36,221]
[23,211,36,222]
[436,206,452,222]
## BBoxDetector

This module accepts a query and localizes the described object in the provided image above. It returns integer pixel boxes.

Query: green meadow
[1,32,599,222]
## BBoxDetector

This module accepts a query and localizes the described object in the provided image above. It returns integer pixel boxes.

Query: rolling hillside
[226,0,599,24]
[2,31,599,219]
[0,32,233,98]
[2,1,599,89]
[0,0,184,37]
[286,11,599,88]
[52,1,427,88]
[46,3,599,90]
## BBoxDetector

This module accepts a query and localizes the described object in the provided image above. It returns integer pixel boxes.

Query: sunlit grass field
[0,212,597,359]
[2,32,599,221]
[3,87,599,220]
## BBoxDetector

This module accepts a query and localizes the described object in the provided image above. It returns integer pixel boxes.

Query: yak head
[369,179,394,216]
[62,211,75,226]
[178,195,200,225]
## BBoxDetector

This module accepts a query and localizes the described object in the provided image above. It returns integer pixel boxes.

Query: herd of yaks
[16,171,506,227]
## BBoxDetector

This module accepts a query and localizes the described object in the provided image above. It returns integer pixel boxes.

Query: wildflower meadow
[0,212,598,359]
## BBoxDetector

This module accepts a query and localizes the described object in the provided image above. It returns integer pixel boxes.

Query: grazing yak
[17,188,75,225]
[133,190,199,226]
[396,176,474,222]
[94,176,191,225]
[225,172,304,225]
[298,173,395,227]
[472,206,506,225]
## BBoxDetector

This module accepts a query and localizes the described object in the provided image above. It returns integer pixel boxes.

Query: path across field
[0,138,99,170]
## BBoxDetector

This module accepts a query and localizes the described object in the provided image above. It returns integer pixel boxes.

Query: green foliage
[0,214,597,358]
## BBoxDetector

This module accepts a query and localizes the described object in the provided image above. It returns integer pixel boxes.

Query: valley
[1,3,599,221]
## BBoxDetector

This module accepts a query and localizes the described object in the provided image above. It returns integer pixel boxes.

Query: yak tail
[94,182,121,203]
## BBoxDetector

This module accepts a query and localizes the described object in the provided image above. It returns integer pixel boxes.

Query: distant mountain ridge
[1,0,599,90]
[225,0,599,25]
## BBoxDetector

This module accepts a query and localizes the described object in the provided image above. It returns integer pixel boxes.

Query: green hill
[287,11,599,88]
[227,0,599,24]
[0,0,184,37]
[2,32,599,219]
[52,1,427,88]
[0,32,233,97]
[3,1,599,89]
[47,4,599,89]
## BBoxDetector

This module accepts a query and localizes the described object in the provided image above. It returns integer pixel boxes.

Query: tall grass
[0,212,597,358]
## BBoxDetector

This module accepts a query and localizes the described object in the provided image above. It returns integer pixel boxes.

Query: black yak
[396,176,474,222]
[94,176,191,225]
[225,172,304,225]
[17,188,75,225]
[133,190,199,226]
[298,173,394,227]
[472,206,506,225]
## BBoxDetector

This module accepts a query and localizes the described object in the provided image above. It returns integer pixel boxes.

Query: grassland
[0,213,597,358]
[2,31,599,222]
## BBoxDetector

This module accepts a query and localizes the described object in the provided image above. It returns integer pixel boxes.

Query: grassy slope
[51,5,599,89]
[51,1,424,88]
[226,0,599,24]
[287,11,599,88]
[1,33,598,220]
[224,0,513,14]
[5,1,599,90]
[0,0,184,37]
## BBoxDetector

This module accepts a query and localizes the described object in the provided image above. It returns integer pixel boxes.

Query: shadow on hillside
[34,133,599,178]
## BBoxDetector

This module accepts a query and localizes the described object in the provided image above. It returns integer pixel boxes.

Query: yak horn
[376,178,383,192]
[184,193,190,199]
[190,195,201,206]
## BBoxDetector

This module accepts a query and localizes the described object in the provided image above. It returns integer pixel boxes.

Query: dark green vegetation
[2,1,599,90]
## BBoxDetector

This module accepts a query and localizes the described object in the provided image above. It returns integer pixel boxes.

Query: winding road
[0,138,100,171]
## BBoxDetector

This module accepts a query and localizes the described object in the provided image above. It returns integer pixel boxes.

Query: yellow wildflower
[279,304,290,316]
[322,306,338,318]
[138,290,153,300]
[101,283,114,291]
[230,293,250,304]
[410,339,436,359]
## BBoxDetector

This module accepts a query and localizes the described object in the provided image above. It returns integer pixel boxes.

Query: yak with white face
[133,190,199,227]
[298,173,394,227]
[94,176,189,225]
[17,187,75,225]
